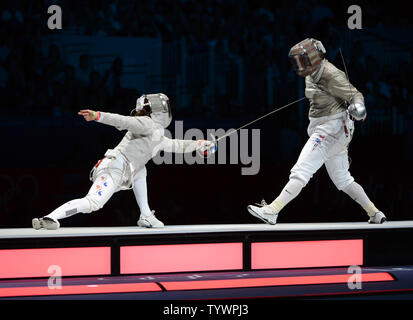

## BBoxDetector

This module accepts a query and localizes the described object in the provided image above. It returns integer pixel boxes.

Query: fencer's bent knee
[328,170,354,190]
[289,165,314,187]
[83,194,103,213]
[325,156,354,191]
[333,176,354,191]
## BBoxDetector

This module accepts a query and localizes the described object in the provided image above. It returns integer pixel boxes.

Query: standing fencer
[32,93,215,230]
[248,38,387,224]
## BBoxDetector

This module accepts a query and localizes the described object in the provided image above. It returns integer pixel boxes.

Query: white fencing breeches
[45,158,125,220]
[290,113,354,190]
[45,157,150,221]
[270,113,355,214]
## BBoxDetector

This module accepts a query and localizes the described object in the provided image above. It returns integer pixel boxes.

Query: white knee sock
[132,178,152,217]
[45,198,91,221]
[269,179,304,214]
[342,182,379,216]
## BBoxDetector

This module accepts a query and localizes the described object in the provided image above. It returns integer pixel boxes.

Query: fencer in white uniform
[32,93,215,230]
[248,38,387,225]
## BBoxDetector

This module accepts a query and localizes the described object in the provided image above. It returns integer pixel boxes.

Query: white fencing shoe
[368,211,387,224]
[247,200,278,225]
[138,211,164,228]
[32,217,60,230]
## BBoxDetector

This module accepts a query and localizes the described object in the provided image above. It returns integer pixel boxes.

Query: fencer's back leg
[36,173,118,229]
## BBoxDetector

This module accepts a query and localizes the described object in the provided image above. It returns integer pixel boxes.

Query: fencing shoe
[247,200,278,225]
[368,211,387,224]
[32,217,60,230]
[138,211,164,228]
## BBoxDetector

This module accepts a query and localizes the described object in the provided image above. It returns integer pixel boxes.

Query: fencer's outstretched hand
[78,109,101,122]
[196,140,217,158]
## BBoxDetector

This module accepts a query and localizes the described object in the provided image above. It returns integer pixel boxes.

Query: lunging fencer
[248,38,387,225]
[32,93,215,230]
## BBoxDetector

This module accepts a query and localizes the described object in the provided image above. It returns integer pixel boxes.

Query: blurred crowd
[0,0,411,120]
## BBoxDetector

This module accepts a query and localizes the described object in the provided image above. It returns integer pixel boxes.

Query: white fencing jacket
[93,112,198,186]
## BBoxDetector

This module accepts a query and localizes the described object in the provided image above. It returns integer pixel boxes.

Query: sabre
[339,48,354,106]
[339,47,356,157]
[213,96,306,142]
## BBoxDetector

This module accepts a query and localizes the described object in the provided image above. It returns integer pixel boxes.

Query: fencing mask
[288,38,326,77]
[133,93,172,128]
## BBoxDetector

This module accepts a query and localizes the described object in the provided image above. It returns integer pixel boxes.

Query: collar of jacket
[309,59,326,83]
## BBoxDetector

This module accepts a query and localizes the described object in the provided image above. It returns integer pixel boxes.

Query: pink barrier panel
[251,239,363,269]
[0,282,161,298]
[0,247,111,279]
[161,272,393,291]
[120,243,243,274]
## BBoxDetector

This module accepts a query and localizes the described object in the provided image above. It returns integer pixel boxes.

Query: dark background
[0,0,411,228]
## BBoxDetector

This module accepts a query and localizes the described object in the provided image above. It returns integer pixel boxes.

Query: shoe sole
[44,224,60,230]
[138,219,164,228]
[368,217,387,224]
[137,220,151,228]
[42,217,60,230]
[32,218,42,230]
[247,206,276,225]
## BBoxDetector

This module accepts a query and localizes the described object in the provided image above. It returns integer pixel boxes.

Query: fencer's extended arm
[160,137,216,157]
[159,137,198,153]
[96,112,155,135]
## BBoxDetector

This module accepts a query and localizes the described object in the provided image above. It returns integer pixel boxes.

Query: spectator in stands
[44,44,65,81]
[102,57,123,108]
[0,55,7,90]
[61,64,81,113]
[76,54,94,86]
[83,70,108,109]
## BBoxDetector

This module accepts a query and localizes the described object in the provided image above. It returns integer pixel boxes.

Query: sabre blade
[339,48,354,106]
[215,96,306,142]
